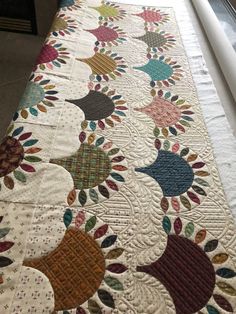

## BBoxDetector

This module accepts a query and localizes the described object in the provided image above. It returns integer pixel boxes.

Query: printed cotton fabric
[0,0,236,313]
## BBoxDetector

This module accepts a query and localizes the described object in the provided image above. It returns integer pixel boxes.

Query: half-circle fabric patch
[135,89,194,137]
[137,216,235,314]
[136,139,211,212]
[133,7,169,26]
[134,55,183,88]
[34,39,70,71]
[50,132,128,207]
[50,13,77,37]
[91,2,126,21]
[85,22,127,50]
[134,30,176,54]
[76,49,128,82]
[66,83,127,130]
[24,211,127,312]
[14,73,58,120]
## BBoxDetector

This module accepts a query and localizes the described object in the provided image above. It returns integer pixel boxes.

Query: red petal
[174,217,182,235]
[171,197,180,212]
[94,224,108,239]
[115,106,127,110]
[67,189,76,206]
[158,90,163,97]
[160,197,169,212]
[182,110,194,115]
[76,307,86,314]
[106,180,118,191]
[192,162,205,169]
[0,241,14,253]
[187,191,200,204]
[19,132,32,141]
[24,147,41,154]
[103,142,113,150]
[107,263,127,273]
[34,75,43,82]
[20,164,36,172]
[175,124,185,133]
[111,156,125,162]
[79,132,86,143]
[112,165,127,171]
[213,294,233,312]
[95,84,101,91]
[45,96,58,101]
[155,139,161,150]
[98,120,105,130]
[172,143,180,153]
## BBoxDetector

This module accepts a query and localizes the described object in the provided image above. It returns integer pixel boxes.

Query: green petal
[13,170,26,183]
[176,99,185,105]
[24,156,42,163]
[194,178,209,187]
[104,276,123,290]
[85,216,97,232]
[7,124,14,135]
[153,127,160,137]
[184,222,194,238]
[89,189,98,203]
[180,148,189,157]
[0,228,10,239]
[108,148,120,156]
[163,140,170,151]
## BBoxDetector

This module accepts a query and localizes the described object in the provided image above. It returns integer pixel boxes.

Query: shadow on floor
[0,31,44,140]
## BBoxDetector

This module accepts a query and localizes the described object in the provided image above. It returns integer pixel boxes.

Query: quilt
[0,0,236,313]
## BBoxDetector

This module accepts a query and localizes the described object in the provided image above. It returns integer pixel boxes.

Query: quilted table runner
[0,0,236,313]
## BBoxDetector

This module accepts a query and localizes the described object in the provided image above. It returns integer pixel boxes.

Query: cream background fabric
[110,0,236,219]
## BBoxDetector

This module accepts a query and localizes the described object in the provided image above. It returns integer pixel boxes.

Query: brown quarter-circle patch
[23,227,105,311]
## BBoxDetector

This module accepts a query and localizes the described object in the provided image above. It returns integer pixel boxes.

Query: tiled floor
[0,32,44,139]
